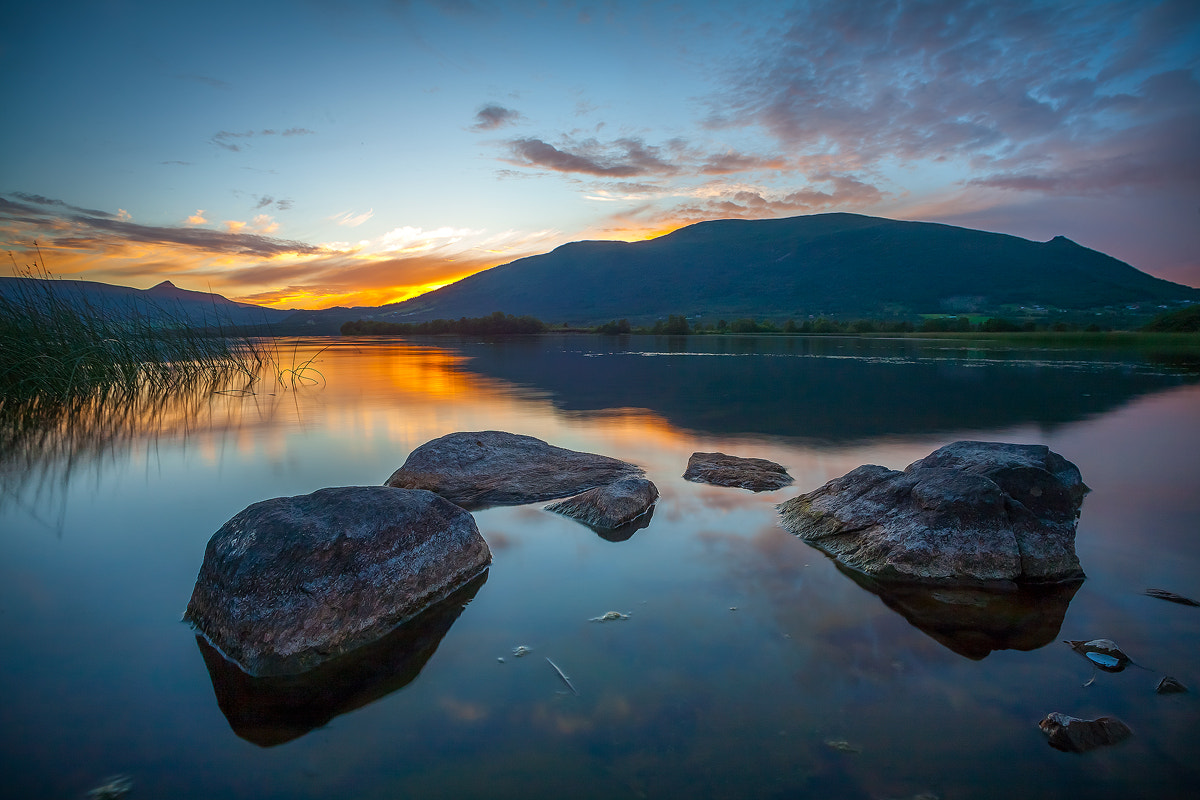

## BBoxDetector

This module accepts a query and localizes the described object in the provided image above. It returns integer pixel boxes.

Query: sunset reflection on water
[1,335,1198,800]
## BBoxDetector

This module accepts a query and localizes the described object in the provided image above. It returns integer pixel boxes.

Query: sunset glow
[3,0,1197,308]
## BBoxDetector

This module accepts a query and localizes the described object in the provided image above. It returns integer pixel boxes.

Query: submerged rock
[184,486,491,677]
[778,441,1088,583]
[196,572,486,747]
[1039,712,1132,752]
[683,452,793,492]
[545,477,658,530]
[1064,638,1132,672]
[1156,676,1189,694]
[386,430,643,509]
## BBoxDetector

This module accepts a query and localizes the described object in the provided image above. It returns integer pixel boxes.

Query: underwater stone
[1039,712,1132,752]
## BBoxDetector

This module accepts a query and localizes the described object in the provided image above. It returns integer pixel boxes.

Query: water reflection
[196,571,487,747]
[835,564,1084,659]
[436,335,1200,442]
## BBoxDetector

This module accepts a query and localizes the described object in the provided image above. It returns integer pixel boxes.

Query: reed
[0,248,267,405]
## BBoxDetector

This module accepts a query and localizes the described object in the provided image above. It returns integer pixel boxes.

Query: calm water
[2,335,1198,799]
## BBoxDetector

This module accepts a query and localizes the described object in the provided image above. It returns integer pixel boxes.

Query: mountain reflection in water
[439,334,1200,442]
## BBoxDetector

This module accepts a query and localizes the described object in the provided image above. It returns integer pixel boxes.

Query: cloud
[471,104,522,131]
[380,225,480,253]
[185,210,207,226]
[331,209,375,227]
[706,0,1200,195]
[506,136,681,177]
[0,191,561,310]
[210,127,316,151]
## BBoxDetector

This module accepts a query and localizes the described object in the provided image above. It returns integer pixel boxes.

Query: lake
[2,334,1198,799]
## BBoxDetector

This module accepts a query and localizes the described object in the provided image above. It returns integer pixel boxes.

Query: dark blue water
[2,335,1197,799]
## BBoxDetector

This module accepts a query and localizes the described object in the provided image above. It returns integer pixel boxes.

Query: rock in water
[1156,676,1189,694]
[545,477,658,530]
[1039,712,1132,752]
[1064,638,1132,671]
[184,486,491,677]
[386,430,643,509]
[778,441,1087,583]
[683,452,793,492]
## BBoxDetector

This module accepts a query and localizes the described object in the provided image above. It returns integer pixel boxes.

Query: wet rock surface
[1156,676,1189,694]
[196,572,486,747]
[1039,712,1133,752]
[778,441,1087,583]
[545,476,658,531]
[683,451,793,492]
[184,486,491,677]
[1064,638,1132,671]
[386,430,643,509]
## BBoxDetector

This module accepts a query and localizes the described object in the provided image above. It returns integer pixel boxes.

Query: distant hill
[330,213,1198,328]
[0,277,293,328]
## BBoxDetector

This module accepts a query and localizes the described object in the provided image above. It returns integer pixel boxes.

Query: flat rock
[386,430,643,509]
[1039,712,1132,752]
[545,477,658,530]
[778,441,1087,583]
[683,452,793,492]
[184,486,491,677]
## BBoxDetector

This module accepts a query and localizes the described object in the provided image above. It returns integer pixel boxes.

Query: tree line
[340,311,548,336]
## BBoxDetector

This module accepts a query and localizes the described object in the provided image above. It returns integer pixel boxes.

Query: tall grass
[1,249,268,403]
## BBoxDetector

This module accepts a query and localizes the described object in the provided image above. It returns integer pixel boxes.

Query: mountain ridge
[366,212,1197,326]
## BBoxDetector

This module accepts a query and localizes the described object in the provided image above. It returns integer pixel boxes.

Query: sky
[2,0,1198,310]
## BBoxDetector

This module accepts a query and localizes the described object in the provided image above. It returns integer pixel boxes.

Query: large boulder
[184,486,491,677]
[683,452,793,492]
[386,430,644,508]
[545,477,659,530]
[778,441,1087,583]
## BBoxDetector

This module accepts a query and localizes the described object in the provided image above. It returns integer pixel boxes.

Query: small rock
[824,739,861,753]
[1156,676,1189,694]
[1039,711,1132,752]
[589,611,630,622]
[512,645,533,657]
[683,452,793,492]
[545,477,658,530]
[1064,639,1131,672]
[386,430,644,509]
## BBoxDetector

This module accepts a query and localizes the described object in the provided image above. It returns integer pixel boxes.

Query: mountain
[348,213,1198,327]
[0,277,293,328]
